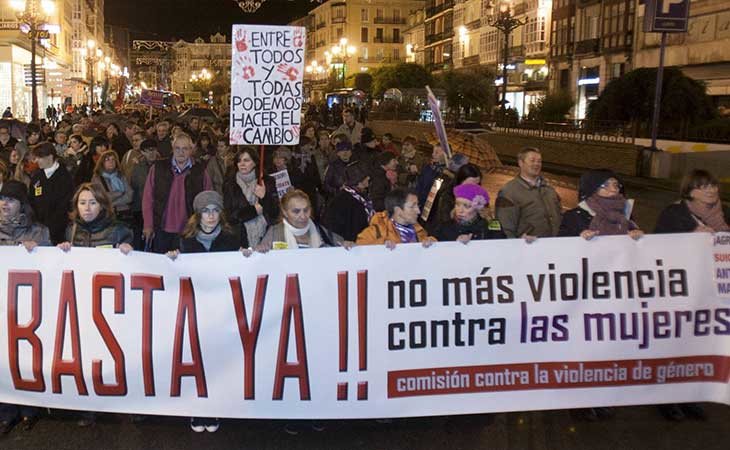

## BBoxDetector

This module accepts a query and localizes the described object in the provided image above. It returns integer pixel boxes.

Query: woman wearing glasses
[655,169,728,235]
[559,169,643,241]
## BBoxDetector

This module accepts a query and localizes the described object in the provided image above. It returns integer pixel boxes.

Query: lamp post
[81,39,103,108]
[330,38,356,88]
[488,1,525,115]
[10,0,56,122]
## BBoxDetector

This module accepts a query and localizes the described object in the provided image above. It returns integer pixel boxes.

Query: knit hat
[273,146,292,161]
[579,169,621,200]
[344,161,369,186]
[447,153,469,173]
[453,183,490,209]
[335,140,352,152]
[0,179,29,205]
[360,127,376,144]
[192,190,224,213]
[140,139,158,151]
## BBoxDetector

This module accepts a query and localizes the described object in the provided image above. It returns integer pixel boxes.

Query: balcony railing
[426,0,454,17]
[316,21,326,29]
[462,55,480,66]
[357,56,406,64]
[425,30,454,45]
[374,17,407,24]
[465,18,481,31]
[373,36,405,44]
[332,16,346,24]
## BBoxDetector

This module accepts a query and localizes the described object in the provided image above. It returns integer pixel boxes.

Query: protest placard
[271,169,292,199]
[139,89,164,108]
[229,25,305,145]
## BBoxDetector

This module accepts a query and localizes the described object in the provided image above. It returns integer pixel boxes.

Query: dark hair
[377,151,397,167]
[402,135,417,146]
[228,146,259,177]
[69,134,84,145]
[90,136,109,154]
[106,122,121,135]
[182,209,233,239]
[342,107,354,115]
[455,163,482,185]
[680,169,719,200]
[26,124,40,139]
[0,159,8,181]
[517,146,541,161]
[69,182,115,223]
[385,188,417,217]
[383,133,393,140]
[30,142,56,159]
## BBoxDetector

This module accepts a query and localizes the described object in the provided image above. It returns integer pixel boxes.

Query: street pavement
[1,404,729,449]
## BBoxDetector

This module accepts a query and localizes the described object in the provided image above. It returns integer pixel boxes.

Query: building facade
[423,0,454,72]
[298,0,425,100]
[632,0,730,110]
[0,0,105,120]
[170,33,232,98]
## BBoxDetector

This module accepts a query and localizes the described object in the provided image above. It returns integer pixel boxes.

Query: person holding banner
[558,169,643,241]
[655,169,729,235]
[357,188,437,249]
[435,183,506,243]
[0,179,50,433]
[495,147,562,240]
[56,182,133,426]
[257,189,352,251]
[223,146,278,248]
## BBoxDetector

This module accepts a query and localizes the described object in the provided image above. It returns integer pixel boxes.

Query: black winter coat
[435,216,507,241]
[655,200,730,233]
[28,164,74,244]
[369,167,392,212]
[223,173,279,245]
[66,215,133,248]
[558,207,593,237]
[323,189,371,242]
[175,229,241,253]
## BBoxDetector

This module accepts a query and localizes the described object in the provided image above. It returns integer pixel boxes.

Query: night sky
[105,0,316,41]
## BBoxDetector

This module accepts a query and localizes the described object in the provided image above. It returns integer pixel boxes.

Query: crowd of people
[0,104,728,434]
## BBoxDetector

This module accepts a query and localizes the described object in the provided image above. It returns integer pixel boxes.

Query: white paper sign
[230,25,305,145]
[271,169,293,199]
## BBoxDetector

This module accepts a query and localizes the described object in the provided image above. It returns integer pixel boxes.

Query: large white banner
[229,24,305,145]
[1,234,730,419]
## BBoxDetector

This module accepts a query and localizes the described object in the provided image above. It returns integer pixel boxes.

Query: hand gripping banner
[1,233,730,419]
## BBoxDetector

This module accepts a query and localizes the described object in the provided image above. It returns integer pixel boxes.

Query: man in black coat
[369,151,397,212]
[28,143,74,244]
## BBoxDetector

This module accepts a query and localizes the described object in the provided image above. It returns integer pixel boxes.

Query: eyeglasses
[599,181,622,190]
[697,183,719,191]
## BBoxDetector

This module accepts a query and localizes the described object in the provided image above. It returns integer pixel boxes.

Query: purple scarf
[585,194,634,236]
[392,220,417,243]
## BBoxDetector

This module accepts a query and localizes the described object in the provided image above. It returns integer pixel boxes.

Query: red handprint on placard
[293,29,304,48]
[291,125,300,137]
[242,66,255,80]
[277,63,299,81]
[235,29,248,53]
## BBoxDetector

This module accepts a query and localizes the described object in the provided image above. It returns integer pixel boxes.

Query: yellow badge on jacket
[272,241,289,250]
[34,185,42,196]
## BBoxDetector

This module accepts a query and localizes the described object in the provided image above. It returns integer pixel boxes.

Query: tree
[371,63,433,97]
[436,66,495,121]
[587,68,715,132]
[527,91,574,122]
[353,72,373,94]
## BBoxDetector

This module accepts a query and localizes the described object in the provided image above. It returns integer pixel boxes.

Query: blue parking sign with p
[644,0,691,33]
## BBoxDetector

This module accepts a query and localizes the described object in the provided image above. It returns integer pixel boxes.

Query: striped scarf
[342,185,374,220]
[392,220,417,243]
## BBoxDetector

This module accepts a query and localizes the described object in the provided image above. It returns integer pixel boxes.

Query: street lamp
[10,0,56,122]
[488,1,525,115]
[81,39,103,108]
[330,37,356,88]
